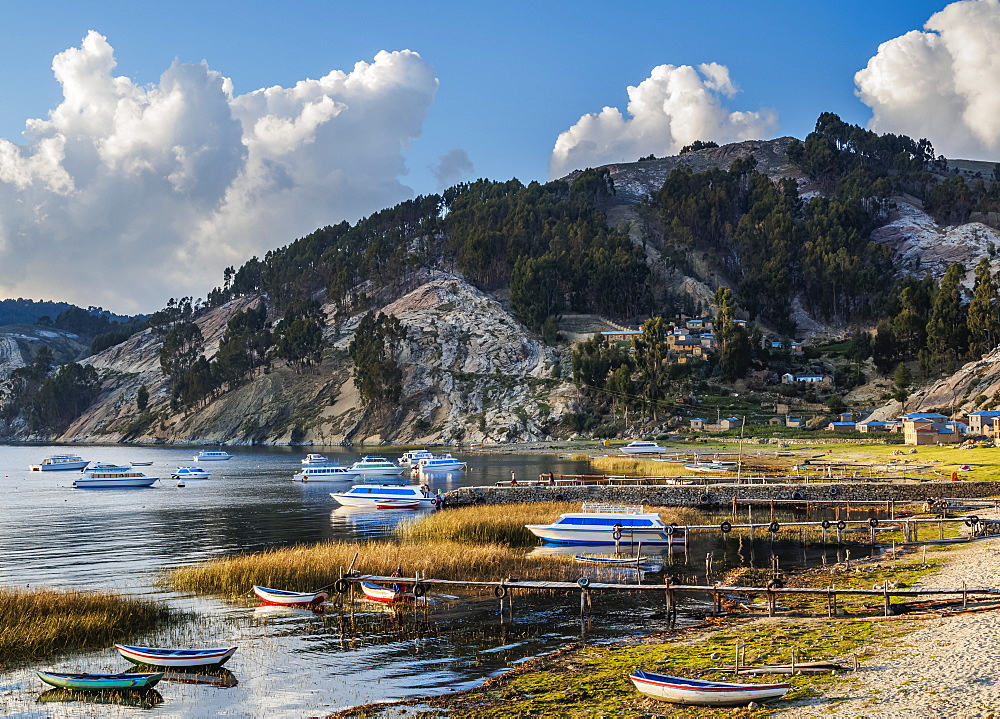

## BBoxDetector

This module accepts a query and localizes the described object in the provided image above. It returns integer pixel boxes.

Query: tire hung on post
[792,490,805,500]
[768,521,780,533]
[494,585,507,598]
[413,583,426,598]
[334,579,350,594]
[821,519,831,530]
[837,520,847,531]
[720,521,732,533]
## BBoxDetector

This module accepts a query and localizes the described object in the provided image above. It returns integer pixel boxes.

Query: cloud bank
[549,63,777,179]
[856,0,1000,160]
[0,32,438,312]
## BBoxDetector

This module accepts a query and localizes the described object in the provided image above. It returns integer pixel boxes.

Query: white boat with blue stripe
[525,503,681,545]
[293,465,360,482]
[417,454,466,472]
[329,484,435,508]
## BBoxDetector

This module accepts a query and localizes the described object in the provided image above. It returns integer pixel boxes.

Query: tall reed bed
[169,540,583,598]
[0,587,172,667]
[589,456,698,477]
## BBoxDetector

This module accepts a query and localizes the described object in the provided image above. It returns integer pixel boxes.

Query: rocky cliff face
[54,274,573,445]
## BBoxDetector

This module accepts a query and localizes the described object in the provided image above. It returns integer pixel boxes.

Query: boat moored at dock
[252,585,328,607]
[417,454,466,472]
[525,503,682,545]
[397,449,434,468]
[329,484,436,508]
[349,456,408,477]
[294,465,360,482]
[30,454,89,471]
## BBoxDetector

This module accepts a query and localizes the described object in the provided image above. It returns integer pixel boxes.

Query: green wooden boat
[37,671,163,691]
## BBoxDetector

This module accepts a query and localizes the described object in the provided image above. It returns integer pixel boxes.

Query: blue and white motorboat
[171,467,211,480]
[195,450,233,461]
[73,464,159,489]
[30,454,89,471]
[301,454,330,465]
[349,456,408,477]
[293,465,360,482]
[329,484,436,508]
[525,503,682,545]
[417,454,466,473]
[397,449,434,468]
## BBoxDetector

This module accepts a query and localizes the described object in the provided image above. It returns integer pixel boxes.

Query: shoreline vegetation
[0,587,173,668]
[168,503,704,596]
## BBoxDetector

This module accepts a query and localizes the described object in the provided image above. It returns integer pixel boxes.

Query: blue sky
[0,0,991,311]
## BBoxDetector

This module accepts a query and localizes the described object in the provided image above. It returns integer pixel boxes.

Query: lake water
[0,444,873,717]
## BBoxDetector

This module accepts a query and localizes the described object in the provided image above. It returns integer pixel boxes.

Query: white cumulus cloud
[856,0,1000,159]
[549,62,777,179]
[0,32,438,312]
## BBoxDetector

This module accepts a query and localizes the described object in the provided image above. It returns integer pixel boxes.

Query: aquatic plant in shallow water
[0,587,173,668]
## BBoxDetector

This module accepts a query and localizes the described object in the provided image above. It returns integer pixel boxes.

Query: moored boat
[130,461,154,467]
[525,503,682,545]
[360,581,415,603]
[252,585,328,607]
[417,454,466,472]
[683,463,733,473]
[115,644,237,668]
[30,454,89,471]
[293,465,359,482]
[37,671,164,691]
[171,466,211,480]
[73,464,159,489]
[619,440,668,455]
[195,450,233,461]
[329,484,436,508]
[301,453,330,465]
[375,500,421,509]
[397,449,434,468]
[349,456,408,476]
[628,670,790,706]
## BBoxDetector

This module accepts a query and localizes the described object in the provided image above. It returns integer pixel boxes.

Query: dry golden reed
[0,587,171,667]
[169,540,584,597]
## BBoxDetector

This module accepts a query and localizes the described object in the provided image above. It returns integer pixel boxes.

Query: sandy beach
[786,521,1000,717]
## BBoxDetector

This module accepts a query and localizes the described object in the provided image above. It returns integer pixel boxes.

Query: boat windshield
[555,517,656,527]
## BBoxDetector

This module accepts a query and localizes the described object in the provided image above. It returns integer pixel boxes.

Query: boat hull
[293,470,360,482]
[252,585,328,606]
[73,477,159,488]
[629,670,789,706]
[30,461,90,471]
[352,467,408,476]
[360,581,414,603]
[330,491,436,508]
[115,644,237,668]
[526,525,682,545]
[37,671,163,691]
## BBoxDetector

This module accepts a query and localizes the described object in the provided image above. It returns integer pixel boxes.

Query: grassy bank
[0,587,173,668]
[349,552,946,718]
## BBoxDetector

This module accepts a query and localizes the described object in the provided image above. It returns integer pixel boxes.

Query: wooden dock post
[767,586,776,617]
[883,580,891,616]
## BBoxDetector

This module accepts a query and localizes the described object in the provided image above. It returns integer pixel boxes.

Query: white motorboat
[195,450,233,461]
[525,503,682,545]
[73,464,159,488]
[293,465,360,482]
[29,454,89,471]
[397,449,434,468]
[329,484,436,508]
[417,454,467,472]
[301,453,330,465]
[619,440,668,455]
[349,456,408,477]
[629,670,789,706]
[171,466,211,480]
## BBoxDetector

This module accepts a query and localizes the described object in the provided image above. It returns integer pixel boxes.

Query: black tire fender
[612,529,623,541]
[577,576,591,589]
[829,487,839,496]
[720,521,733,533]
[837,520,847,531]
[413,583,426,598]
[334,579,350,594]
[821,519,831,530]
[494,585,507,598]
[700,493,712,504]
[868,517,879,528]
[767,578,784,590]
[768,521,780,533]
[664,524,674,536]
[792,490,805,500]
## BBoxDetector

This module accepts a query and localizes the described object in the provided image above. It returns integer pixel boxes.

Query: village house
[781,373,833,386]
[967,410,1000,435]
[901,413,967,445]
[599,329,643,343]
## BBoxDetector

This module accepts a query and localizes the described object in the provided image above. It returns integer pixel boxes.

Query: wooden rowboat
[37,671,164,691]
[629,670,789,706]
[115,644,238,667]
[375,500,421,509]
[253,585,328,607]
[574,555,644,564]
[360,581,415,603]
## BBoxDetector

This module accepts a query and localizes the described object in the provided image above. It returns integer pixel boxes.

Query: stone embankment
[444,481,1000,507]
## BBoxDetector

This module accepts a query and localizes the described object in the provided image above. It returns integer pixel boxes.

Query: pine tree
[967,257,1000,358]
[925,262,968,370]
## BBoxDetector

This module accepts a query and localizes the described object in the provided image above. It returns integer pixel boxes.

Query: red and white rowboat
[375,500,421,510]
[629,670,790,706]
[252,585,328,607]
[115,644,238,668]
[360,581,414,603]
